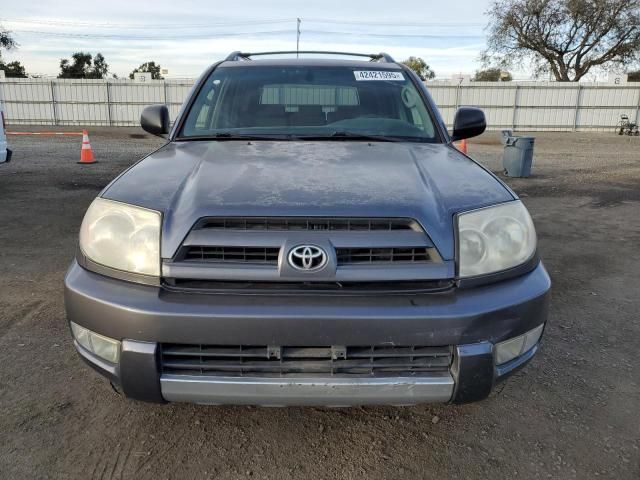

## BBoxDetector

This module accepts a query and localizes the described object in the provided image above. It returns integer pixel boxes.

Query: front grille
[337,247,430,264]
[166,216,446,287]
[183,246,280,264]
[161,344,453,377]
[197,217,421,232]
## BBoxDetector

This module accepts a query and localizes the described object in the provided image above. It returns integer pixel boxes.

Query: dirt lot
[0,128,638,479]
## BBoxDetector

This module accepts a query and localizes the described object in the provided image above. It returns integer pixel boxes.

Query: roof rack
[225,50,395,63]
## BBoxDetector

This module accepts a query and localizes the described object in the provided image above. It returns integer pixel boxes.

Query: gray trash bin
[503,135,535,178]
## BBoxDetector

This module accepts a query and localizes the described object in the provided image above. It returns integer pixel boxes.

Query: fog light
[495,323,544,365]
[70,322,120,364]
[495,336,525,365]
[522,324,545,353]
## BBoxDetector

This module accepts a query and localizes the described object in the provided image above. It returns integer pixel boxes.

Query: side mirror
[140,105,169,137]
[451,107,486,142]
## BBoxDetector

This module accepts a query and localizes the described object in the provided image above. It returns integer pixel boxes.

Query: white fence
[0,78,639,131]
[0,78,193,127]
[428,81,640,131]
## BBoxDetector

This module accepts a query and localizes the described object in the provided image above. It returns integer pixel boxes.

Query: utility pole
[296,18,301,58]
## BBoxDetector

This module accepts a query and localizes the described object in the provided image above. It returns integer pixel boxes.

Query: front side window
[180,66,438,142]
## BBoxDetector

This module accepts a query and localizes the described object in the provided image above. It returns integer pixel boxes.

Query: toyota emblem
[287,245,328,272]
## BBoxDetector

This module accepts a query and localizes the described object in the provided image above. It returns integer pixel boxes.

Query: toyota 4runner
[64,51,551,406]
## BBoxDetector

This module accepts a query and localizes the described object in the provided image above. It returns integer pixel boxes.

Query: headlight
[79,198,161,276]
[457,200,536,278]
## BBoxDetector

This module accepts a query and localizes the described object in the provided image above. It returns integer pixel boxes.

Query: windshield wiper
[299,131,403,142]
[181,131,427,143]
[181,132,294,141]
[215,132,294,141]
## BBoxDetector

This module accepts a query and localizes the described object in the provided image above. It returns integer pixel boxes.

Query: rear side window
[181,66,438,142]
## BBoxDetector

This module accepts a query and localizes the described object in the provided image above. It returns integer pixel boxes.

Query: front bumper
[161,374,454,406]
[64,260,551,405]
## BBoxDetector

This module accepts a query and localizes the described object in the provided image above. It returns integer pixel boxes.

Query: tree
[0,60,27,78]
[0,27,27,78]
[474,68,513,81]
[1,25,17,67]
[91,53,108,79]
[59,53,92,78]
[59,52,109,79]
[628,70,640,81]
[0,26,17,55]
[483,0,640,81]
[129,61,163,80]
[401,57,436,80]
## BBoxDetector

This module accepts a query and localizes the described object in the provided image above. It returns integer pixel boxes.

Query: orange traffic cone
[457,138,468,155]
[78,130,96,164]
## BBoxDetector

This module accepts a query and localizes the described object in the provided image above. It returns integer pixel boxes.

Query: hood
[102,140,513,260]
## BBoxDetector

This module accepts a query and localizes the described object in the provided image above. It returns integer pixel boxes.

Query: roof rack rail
[224,51,395,63]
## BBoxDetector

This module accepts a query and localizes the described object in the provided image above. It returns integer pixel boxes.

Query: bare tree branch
[0,26,17,61]
[483,0,640,81]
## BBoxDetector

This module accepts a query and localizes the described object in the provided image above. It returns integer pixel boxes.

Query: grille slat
[161,346,270,358]
[336,247,430,264]
[163,279,454,294]
[183,246,280,265]
[197,217,421,232]
[181,246,430,266]
[161,344,453,377]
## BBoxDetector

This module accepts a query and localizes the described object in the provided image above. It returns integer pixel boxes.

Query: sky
[0,0,494,79]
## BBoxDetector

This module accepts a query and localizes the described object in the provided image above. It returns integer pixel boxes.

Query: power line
[303,29,483,39]
[12,28,483,41]
[2,16,484,30]
[0,17,294,29]
[305,18,485,27]
[11,29,297,40]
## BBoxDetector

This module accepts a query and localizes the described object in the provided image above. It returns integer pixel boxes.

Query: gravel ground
[0,127,638,479]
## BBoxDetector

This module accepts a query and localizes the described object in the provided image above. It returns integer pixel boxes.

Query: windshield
[179,65,438,142]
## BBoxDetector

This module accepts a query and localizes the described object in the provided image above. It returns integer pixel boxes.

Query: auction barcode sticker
[353,71,405,81]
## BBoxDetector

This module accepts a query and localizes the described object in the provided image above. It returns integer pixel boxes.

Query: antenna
[296,18,301,58]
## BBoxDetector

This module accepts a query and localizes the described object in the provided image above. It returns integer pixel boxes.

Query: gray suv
[64,51,550,406]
